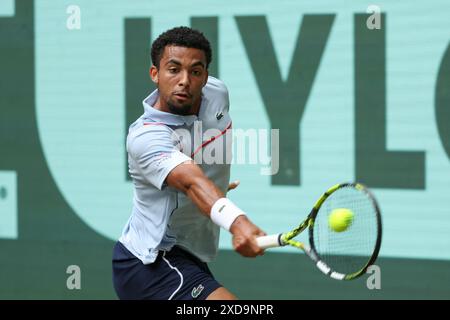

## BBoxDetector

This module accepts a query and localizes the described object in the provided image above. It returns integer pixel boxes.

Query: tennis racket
[256,182,382,280]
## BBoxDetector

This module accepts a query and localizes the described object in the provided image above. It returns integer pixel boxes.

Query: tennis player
[112,26,266,300]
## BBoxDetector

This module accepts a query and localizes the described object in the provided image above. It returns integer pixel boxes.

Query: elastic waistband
[161,245,204,264]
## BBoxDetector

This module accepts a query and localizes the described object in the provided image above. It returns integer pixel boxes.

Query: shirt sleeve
[205,76,230,112]
[127,125,192,190]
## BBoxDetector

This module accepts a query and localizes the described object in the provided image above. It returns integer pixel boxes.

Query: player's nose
[177,70,190,87]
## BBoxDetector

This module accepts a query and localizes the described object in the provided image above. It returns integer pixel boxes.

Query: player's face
[150,45,208,115]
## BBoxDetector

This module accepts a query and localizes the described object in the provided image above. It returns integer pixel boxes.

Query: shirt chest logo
[215,111,224,120]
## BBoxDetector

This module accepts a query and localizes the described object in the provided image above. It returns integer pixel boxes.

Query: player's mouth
[173,92,191,101]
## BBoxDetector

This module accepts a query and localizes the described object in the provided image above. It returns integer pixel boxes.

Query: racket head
[306,183,382,280]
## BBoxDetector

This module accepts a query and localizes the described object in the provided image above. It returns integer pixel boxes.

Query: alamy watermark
[66,265,81,290]
[366,265,381,290]
[172,122,279,176]
[366,5,381,30]
[66,5,81,30]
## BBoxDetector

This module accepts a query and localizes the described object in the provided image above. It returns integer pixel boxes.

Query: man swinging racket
[112,26,266,300]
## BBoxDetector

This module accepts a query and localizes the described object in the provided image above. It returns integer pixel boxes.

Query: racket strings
[313,186,379,275]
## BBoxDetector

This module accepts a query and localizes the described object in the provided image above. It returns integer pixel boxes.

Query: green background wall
[0,0,449,299]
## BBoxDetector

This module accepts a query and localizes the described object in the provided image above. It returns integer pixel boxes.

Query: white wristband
[210,198,246,231]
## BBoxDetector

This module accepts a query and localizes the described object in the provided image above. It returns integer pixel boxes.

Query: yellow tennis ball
[328,208,354,232]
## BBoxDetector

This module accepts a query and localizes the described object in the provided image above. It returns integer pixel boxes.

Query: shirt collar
[142,89,199,126]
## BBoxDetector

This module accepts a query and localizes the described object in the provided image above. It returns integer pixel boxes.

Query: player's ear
[150,65,159,84]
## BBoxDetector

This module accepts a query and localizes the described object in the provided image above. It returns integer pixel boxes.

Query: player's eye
[192,69,202,76]
[168,68,178,74]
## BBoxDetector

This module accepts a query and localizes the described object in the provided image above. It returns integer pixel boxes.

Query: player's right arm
[166,160,265,258]
[127,124,265,258]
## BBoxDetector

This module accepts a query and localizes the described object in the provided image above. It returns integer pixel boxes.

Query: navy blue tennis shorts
[112,241,222,300]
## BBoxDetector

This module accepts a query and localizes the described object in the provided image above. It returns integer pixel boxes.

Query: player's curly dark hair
[151,26,212,69]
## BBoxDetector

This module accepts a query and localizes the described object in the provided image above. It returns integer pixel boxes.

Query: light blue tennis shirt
[119,76,232,264]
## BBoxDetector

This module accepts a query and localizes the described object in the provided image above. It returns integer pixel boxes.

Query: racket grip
[256,234,284,249]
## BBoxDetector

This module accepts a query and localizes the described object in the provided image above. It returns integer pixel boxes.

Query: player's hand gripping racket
[256,183,382,280]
